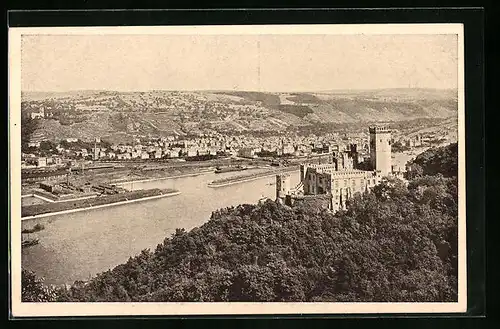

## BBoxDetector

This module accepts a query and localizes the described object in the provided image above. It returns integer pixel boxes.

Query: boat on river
[214,165,248,174]
[22,238,39,248]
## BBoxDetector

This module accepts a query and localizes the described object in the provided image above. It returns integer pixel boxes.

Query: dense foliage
[22,143,458,303]
[21,117,39,153]
[22,270,63,302]
[391,141,410,153]
[406,143,458,179]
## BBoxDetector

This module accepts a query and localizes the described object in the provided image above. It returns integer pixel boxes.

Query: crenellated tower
[369,126,392,176]
[276,174,291,202]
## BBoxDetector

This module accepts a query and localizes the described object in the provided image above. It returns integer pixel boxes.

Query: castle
[276,126,392,212]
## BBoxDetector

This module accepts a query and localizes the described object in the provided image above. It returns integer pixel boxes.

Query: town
[22,121,451,171]
[21,116,454,219]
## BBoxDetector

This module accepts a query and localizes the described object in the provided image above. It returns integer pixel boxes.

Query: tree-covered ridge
[22,143,459,303]
[407,143,458,178]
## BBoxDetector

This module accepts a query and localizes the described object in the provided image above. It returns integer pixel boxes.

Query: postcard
[9,23,466,316]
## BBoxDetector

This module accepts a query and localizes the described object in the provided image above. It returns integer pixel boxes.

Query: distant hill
[21,89,458,141]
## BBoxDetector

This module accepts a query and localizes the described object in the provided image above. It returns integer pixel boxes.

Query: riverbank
[208,166,299,188]
[111,169,214,186]
[21,192,101,204]
[21,188,180,220]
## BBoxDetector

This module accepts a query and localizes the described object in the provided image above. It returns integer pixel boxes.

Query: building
[238,147,258,159]
[116,153,131,160]
[39,181,62,193]
[30,108,45,119]
[282,143,295,155]
[167,148,181,158]
[369,126,392,176]
[36,157,47,168]
[301,168,381,212]
[92,147,100,160]
[27,141,41,148]
[277,126,392,213]
[186,148,198,157]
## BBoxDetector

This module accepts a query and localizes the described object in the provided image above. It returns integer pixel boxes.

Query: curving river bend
[21,170,300,285]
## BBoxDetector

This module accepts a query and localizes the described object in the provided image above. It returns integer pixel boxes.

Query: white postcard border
[9,23,466,317]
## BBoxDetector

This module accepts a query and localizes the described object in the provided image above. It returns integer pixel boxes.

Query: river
[21,170,300,285]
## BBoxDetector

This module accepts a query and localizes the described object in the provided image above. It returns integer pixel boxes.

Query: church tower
[369,126,392,176]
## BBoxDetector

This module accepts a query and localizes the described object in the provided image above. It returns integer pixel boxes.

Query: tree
[230,265,276,301]
[409,143,458,177]
[21,117,38,153]
[21,269,60,302]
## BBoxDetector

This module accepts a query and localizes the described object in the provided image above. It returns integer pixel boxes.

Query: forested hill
[408,143,458,178]
[22,143,459,303]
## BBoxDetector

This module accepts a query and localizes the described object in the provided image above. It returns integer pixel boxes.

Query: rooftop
[369,126,391,133]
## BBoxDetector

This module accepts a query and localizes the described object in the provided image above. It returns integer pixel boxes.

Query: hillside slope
[21,89,458,140]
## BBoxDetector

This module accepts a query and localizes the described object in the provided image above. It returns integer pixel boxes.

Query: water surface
[22,170,300,285]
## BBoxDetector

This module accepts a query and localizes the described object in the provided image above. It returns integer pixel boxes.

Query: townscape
[16,32,460,307]
[20,91,456,220]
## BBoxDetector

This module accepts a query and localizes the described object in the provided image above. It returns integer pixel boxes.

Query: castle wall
[303,167,381,212]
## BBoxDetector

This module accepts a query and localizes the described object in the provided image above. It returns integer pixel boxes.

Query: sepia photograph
[9,23,466,316]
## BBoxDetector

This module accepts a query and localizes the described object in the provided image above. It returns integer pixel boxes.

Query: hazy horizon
[21,86,459,94]
[21,34,459,93]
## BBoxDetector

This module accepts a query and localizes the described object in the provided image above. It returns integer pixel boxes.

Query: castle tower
[369,126,392,176]
[93,137,100,160]
[276,174,291,201]
[350,144,359,169]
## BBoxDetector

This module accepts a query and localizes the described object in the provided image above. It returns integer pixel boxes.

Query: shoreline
[21,193,100,204]
[208,168,299,188]
[21,191,181,221]
[112,169,213,186]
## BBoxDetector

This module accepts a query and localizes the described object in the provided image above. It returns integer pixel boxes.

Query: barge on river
[214,165,248,174]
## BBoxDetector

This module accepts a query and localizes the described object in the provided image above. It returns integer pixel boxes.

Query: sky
[21,34,458,92]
